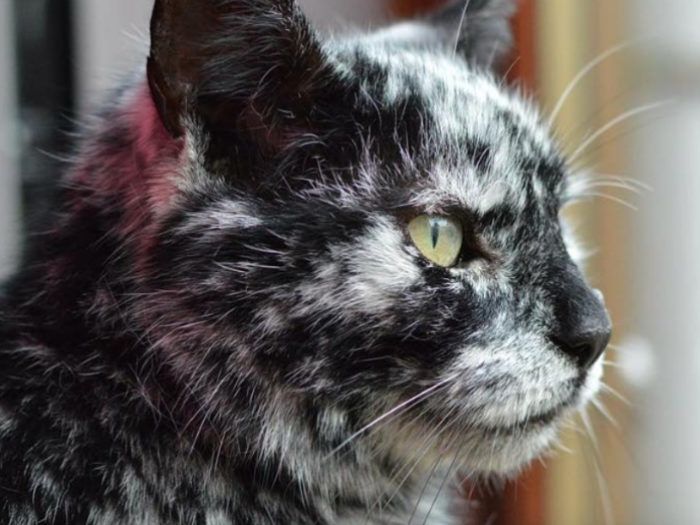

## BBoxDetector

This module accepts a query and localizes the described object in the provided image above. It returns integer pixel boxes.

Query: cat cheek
[341,218,421,315]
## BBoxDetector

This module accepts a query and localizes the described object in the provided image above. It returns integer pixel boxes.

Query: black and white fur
[0,0,611,523]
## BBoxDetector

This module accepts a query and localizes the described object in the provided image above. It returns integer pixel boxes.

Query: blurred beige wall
[629,1,700,524]
[538,1,700,524]
[537,1,637,524]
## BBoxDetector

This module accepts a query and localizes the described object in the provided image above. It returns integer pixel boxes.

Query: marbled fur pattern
[0,0,609,523]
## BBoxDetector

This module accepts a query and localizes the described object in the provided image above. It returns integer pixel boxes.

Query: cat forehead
[335,40,547,138]
[330,42,565,213]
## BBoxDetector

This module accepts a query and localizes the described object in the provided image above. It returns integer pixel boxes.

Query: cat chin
[394,355,605,478]
[381,411,564,483]
[459,356,606,476]
[457,417,565,476]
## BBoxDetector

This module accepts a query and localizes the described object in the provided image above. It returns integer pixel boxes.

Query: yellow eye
[407,214,463,267]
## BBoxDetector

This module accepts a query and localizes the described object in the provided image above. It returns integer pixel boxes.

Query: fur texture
[0,0,611,523]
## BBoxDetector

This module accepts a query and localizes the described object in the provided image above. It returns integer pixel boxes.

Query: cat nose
[550,324,611,370]
[549,288,612,370]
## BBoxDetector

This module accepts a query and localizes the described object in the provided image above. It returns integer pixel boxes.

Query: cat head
[137,0,611,477]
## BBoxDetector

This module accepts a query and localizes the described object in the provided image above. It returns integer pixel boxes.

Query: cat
[0,0,612,523]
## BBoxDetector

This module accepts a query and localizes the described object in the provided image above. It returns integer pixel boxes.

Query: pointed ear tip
[430,0,518,24]
[501,0,519,16]
[474,0,519,16]
[148,0,170,55]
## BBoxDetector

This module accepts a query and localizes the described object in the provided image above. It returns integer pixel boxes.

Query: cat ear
[147,0,336,144]
[440,0,516,67]
[378,0,516,69]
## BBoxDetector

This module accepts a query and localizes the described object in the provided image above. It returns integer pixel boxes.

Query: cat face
[142,0,611,476]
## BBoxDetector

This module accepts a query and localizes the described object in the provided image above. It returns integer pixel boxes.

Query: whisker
[453,0,472,56]
[573,191,639,211]
[591,398,620,430]
[580,180,644,194]
[366,407,460,523]
[421,446,463,525]
[566,173,644,197]
[577,414,616,525]
[602,359,623,370]
[323,376,456,460]
[554,439,575,455]
[499,56,521,88]
[548,41,633,128]
[591,173,652,192]
[407,449,445,524]
[569,100,672,163]
[359,397,443,474]
[593,434,615,525]
[363,439,435,524]
[579,408,600,456]
[592,447,615,525]
[599,382,631,406]
[567,110,671,173]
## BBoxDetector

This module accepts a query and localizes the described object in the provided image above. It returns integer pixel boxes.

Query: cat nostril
[550,329,611,370]
[572,342,598,369]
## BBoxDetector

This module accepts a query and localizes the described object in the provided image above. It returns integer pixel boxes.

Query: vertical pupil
[430,219,440,249]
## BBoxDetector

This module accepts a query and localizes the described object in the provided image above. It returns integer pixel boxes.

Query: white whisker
[407,451,445,524]
[323,375,456,460]
[365,407,459,523]
[592,173,653,192]
[453,0,472,56]
[569,100,672,163]
[602,359,623,370]
[592,447,615,525]
[579,408,600,455]
[548,41,633,128]
[421,446,462,525]
[600,382,631,406]
[574,191,639,211]
[578,414,616,525]
[591,398,620,430]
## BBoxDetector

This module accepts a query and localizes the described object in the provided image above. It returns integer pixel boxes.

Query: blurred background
[0,1,695,524]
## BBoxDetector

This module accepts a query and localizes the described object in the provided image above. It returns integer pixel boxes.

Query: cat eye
[407,214,463,268]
